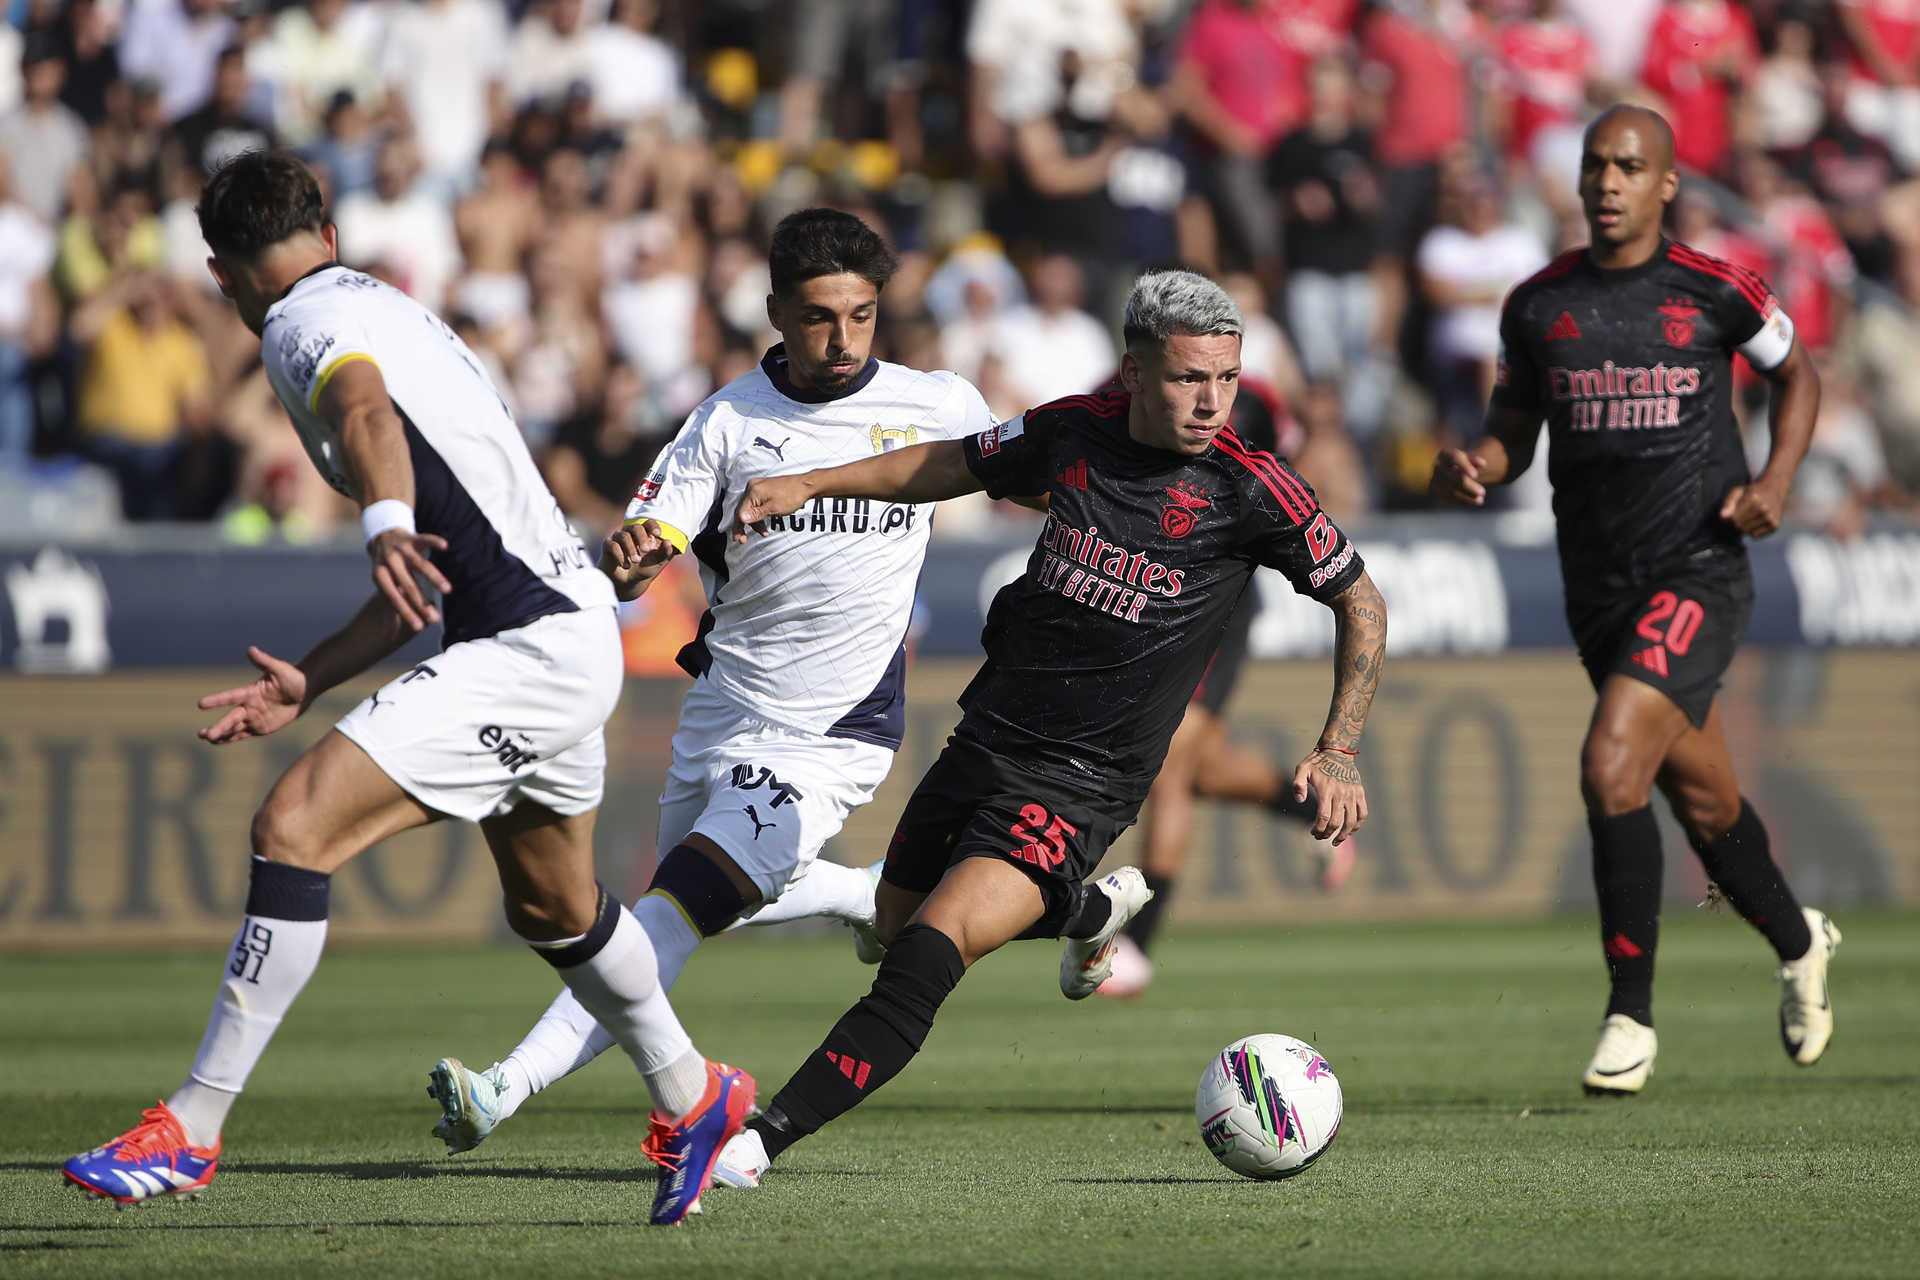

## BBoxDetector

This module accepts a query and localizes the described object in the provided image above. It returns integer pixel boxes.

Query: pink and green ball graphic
[1195,1033,1343,1180]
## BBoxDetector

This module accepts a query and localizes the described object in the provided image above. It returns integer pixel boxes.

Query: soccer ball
[1195,1034,1343,1179]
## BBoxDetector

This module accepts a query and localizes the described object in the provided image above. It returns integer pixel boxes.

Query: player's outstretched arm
[1429,405,1543,506]
[319,358,454,631]
[732,438,983,539]
[600,519,679,601]
[1720,336,1819,538]
[1291,571,1387,846]
[198,593,410,744]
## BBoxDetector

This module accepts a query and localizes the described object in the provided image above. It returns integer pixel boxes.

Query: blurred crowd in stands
[2,0,1918,546]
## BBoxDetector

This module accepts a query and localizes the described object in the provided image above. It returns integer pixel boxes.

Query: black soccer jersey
[1491,238,1797,601]
[956,387,1364,818]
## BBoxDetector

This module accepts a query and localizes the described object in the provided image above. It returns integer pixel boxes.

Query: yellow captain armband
[622,515,690,553]
[308,351,379,411]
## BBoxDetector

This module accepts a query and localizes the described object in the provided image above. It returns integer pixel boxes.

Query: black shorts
[881,738,1127,935]
[1567,570,1754,728]
[1191,594,1255,717]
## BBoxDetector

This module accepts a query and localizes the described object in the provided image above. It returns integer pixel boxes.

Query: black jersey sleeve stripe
[1037,389,1129,419]
[1670,242,1770,307]
[1216,426,1318,521]
[1517,247,1586,291]
[1670,243,1771,313]
[1214,428,1314,526]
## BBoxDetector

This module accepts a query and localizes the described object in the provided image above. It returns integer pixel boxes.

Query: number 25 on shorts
[1008,803,1077,870]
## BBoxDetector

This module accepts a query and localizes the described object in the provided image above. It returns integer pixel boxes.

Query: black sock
[1124,873,1174,955]
[1591,806,1662,1027]
[1061,880,1112,940]
[748,923,965,1162]
[1692,799,1812,961]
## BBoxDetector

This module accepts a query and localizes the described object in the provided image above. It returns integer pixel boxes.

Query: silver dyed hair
[1121,270,1243,349]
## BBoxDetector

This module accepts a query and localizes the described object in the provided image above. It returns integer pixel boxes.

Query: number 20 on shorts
[1635,590,1704,655]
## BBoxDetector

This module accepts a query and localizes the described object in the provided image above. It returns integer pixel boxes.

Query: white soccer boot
[428,1057,508,1154]
[1060,868,1155,1000]
[1096,933,1154,999]
[708,1125,769,1189]
[1778,908,1841,1066]
[847,860,887,965]
[1581,1014,1657,1096]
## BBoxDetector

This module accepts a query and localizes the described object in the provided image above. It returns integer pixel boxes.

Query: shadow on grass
[234,1161,646,1183]
[0,1160,644,1184]
[3,1219,623,1235]
[1057,1176,1239,1186]
[872,1103,1177,1117]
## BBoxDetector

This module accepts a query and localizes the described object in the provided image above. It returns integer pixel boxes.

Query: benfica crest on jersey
[1659,299,1700,348]
[1160,482,1210,538]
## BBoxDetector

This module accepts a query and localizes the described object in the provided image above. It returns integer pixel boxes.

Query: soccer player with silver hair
[423,208,996,1179]
[60,151,745,1225]
[712,267,1386,1184]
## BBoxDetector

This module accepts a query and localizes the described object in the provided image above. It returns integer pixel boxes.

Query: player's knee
[1675,790,1741,848]
[250,793,327,868]
[648,844,754,936]
[1580,733,1651,815]
[502,883,598,942]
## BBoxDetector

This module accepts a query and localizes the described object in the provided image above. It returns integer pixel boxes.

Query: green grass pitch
[4,912,1917,1277]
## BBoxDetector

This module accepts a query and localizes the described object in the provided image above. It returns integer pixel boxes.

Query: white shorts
[336,607,623,822]
[657,680,895,902]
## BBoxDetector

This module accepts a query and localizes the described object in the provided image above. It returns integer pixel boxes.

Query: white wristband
[361,499,416,545]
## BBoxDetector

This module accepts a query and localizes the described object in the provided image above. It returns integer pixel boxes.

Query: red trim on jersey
[1040,389,1129,420]
[1669,242,1771,314]
[1215,427,1316,526]
[1516,247,1587,291]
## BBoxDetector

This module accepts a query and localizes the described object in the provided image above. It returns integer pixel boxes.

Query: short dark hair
[197,150,327,260]
[767,208,897,298]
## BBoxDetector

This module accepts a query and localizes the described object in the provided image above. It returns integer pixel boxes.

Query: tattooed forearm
[1319,572,1386,753]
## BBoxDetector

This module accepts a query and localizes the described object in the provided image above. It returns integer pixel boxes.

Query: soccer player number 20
[1635,591,1705,656]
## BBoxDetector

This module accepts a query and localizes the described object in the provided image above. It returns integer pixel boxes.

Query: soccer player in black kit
[1430,106,1839,1096]
[715,271,1387,1179]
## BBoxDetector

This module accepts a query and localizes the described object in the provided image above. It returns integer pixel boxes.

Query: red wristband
[1316,743,1357,756]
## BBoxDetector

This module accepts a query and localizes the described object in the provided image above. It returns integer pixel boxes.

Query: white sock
[171,870,330,1146]
[634,891,702,987]
[544,907,707,1117]
[496,990,607,1120]
[736,859,877,928]
[495,894,705,1118]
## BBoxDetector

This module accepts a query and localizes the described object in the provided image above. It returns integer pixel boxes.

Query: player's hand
[367,528,451,632]
[1718,477,1789,538]
[1291,748,1368,846]
[601,520,679,595]
[198,646,309,744]
[1429,448,1489,507]
[732,474,815,542]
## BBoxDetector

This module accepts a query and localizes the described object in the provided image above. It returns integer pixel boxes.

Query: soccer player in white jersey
[424,209,993,1163]
[60,152,747,1226]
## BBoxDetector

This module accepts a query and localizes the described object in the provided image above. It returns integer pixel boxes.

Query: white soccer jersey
[625,345,993,747]
[262,265,613,645]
